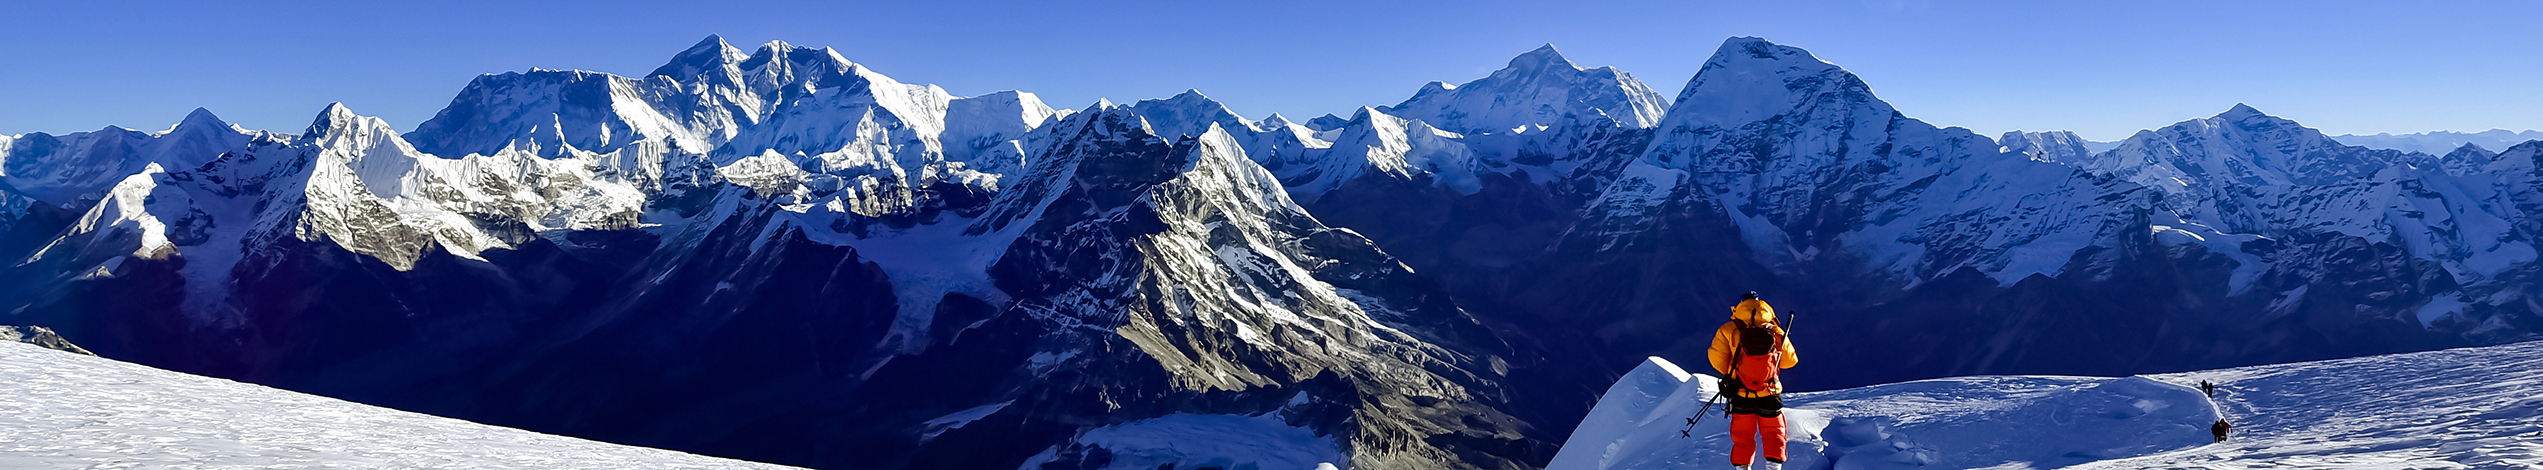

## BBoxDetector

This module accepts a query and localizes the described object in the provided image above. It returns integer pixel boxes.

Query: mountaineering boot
[1730,465,1748,470]
[1756,460,1782,470]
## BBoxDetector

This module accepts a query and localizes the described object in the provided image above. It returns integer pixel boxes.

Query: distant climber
[2212,419,2232,442]
[1710,292,1799,470]
[2201,380,2217,397]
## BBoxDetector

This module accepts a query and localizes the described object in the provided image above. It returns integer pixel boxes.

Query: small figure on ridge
[1710,292,1799,470]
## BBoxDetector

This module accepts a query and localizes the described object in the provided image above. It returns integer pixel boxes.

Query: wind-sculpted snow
[0,341,796,469]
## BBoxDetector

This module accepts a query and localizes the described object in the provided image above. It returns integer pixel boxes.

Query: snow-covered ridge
[1555,340,2543,469]
[1550,356,2218,470]
[0,341,796,469]
[2076,340,2543,469]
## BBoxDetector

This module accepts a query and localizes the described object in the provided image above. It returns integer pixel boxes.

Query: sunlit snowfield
[2077,341,2543,469]
[0,341,797,469]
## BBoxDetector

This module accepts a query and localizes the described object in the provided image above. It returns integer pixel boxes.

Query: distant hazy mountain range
[2331,129,2543,156]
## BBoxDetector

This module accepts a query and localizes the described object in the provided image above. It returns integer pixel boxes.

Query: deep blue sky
[5,0,2538,141]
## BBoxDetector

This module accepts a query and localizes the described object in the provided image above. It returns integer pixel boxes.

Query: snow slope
[2078,340,2543,469]
[1553,340,2543,469]
[0,341,796,469]
[1549,358,2216,470]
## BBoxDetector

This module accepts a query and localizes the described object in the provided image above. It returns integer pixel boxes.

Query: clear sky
[4,0,2538,142]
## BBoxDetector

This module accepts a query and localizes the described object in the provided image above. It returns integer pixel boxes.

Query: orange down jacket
[1708,298,1799,398]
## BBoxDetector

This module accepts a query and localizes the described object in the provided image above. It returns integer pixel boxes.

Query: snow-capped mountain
[2333,129,2543,156]
[0,35,1542,470]
[0,108,255,206]
[0,340,797,469]
[2083,104,2423,234]
[1248,36,2541,409]
[1999,130,2100,163]
[1551,339,2543,469]
[1596,37,2141,286]
[7,33,2543,470]
[1377,45,1668,136]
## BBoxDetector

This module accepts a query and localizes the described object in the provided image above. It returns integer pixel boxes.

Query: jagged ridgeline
[4,35,2539,469]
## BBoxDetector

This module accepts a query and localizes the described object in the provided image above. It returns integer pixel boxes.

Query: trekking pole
[1679,384,1727,438]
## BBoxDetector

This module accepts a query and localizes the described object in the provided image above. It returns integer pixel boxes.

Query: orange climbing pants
[1729,412,1788,465]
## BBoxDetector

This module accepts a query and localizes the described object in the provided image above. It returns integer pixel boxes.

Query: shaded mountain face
[5,35,2540,470]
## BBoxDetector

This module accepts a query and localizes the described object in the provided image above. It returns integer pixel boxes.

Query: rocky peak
[2435,142,2499,176]
[0,325,94,356]
[647,34,752,89]
[1255,113,1296,132]
[1378,43,1668,135]
[736,40,862,95]
[2000,130,2097,164]
[1122,89,1253,141]
[1504,44,1576,73]
[1662,36,1881,134]
[1304,113,1350,132]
